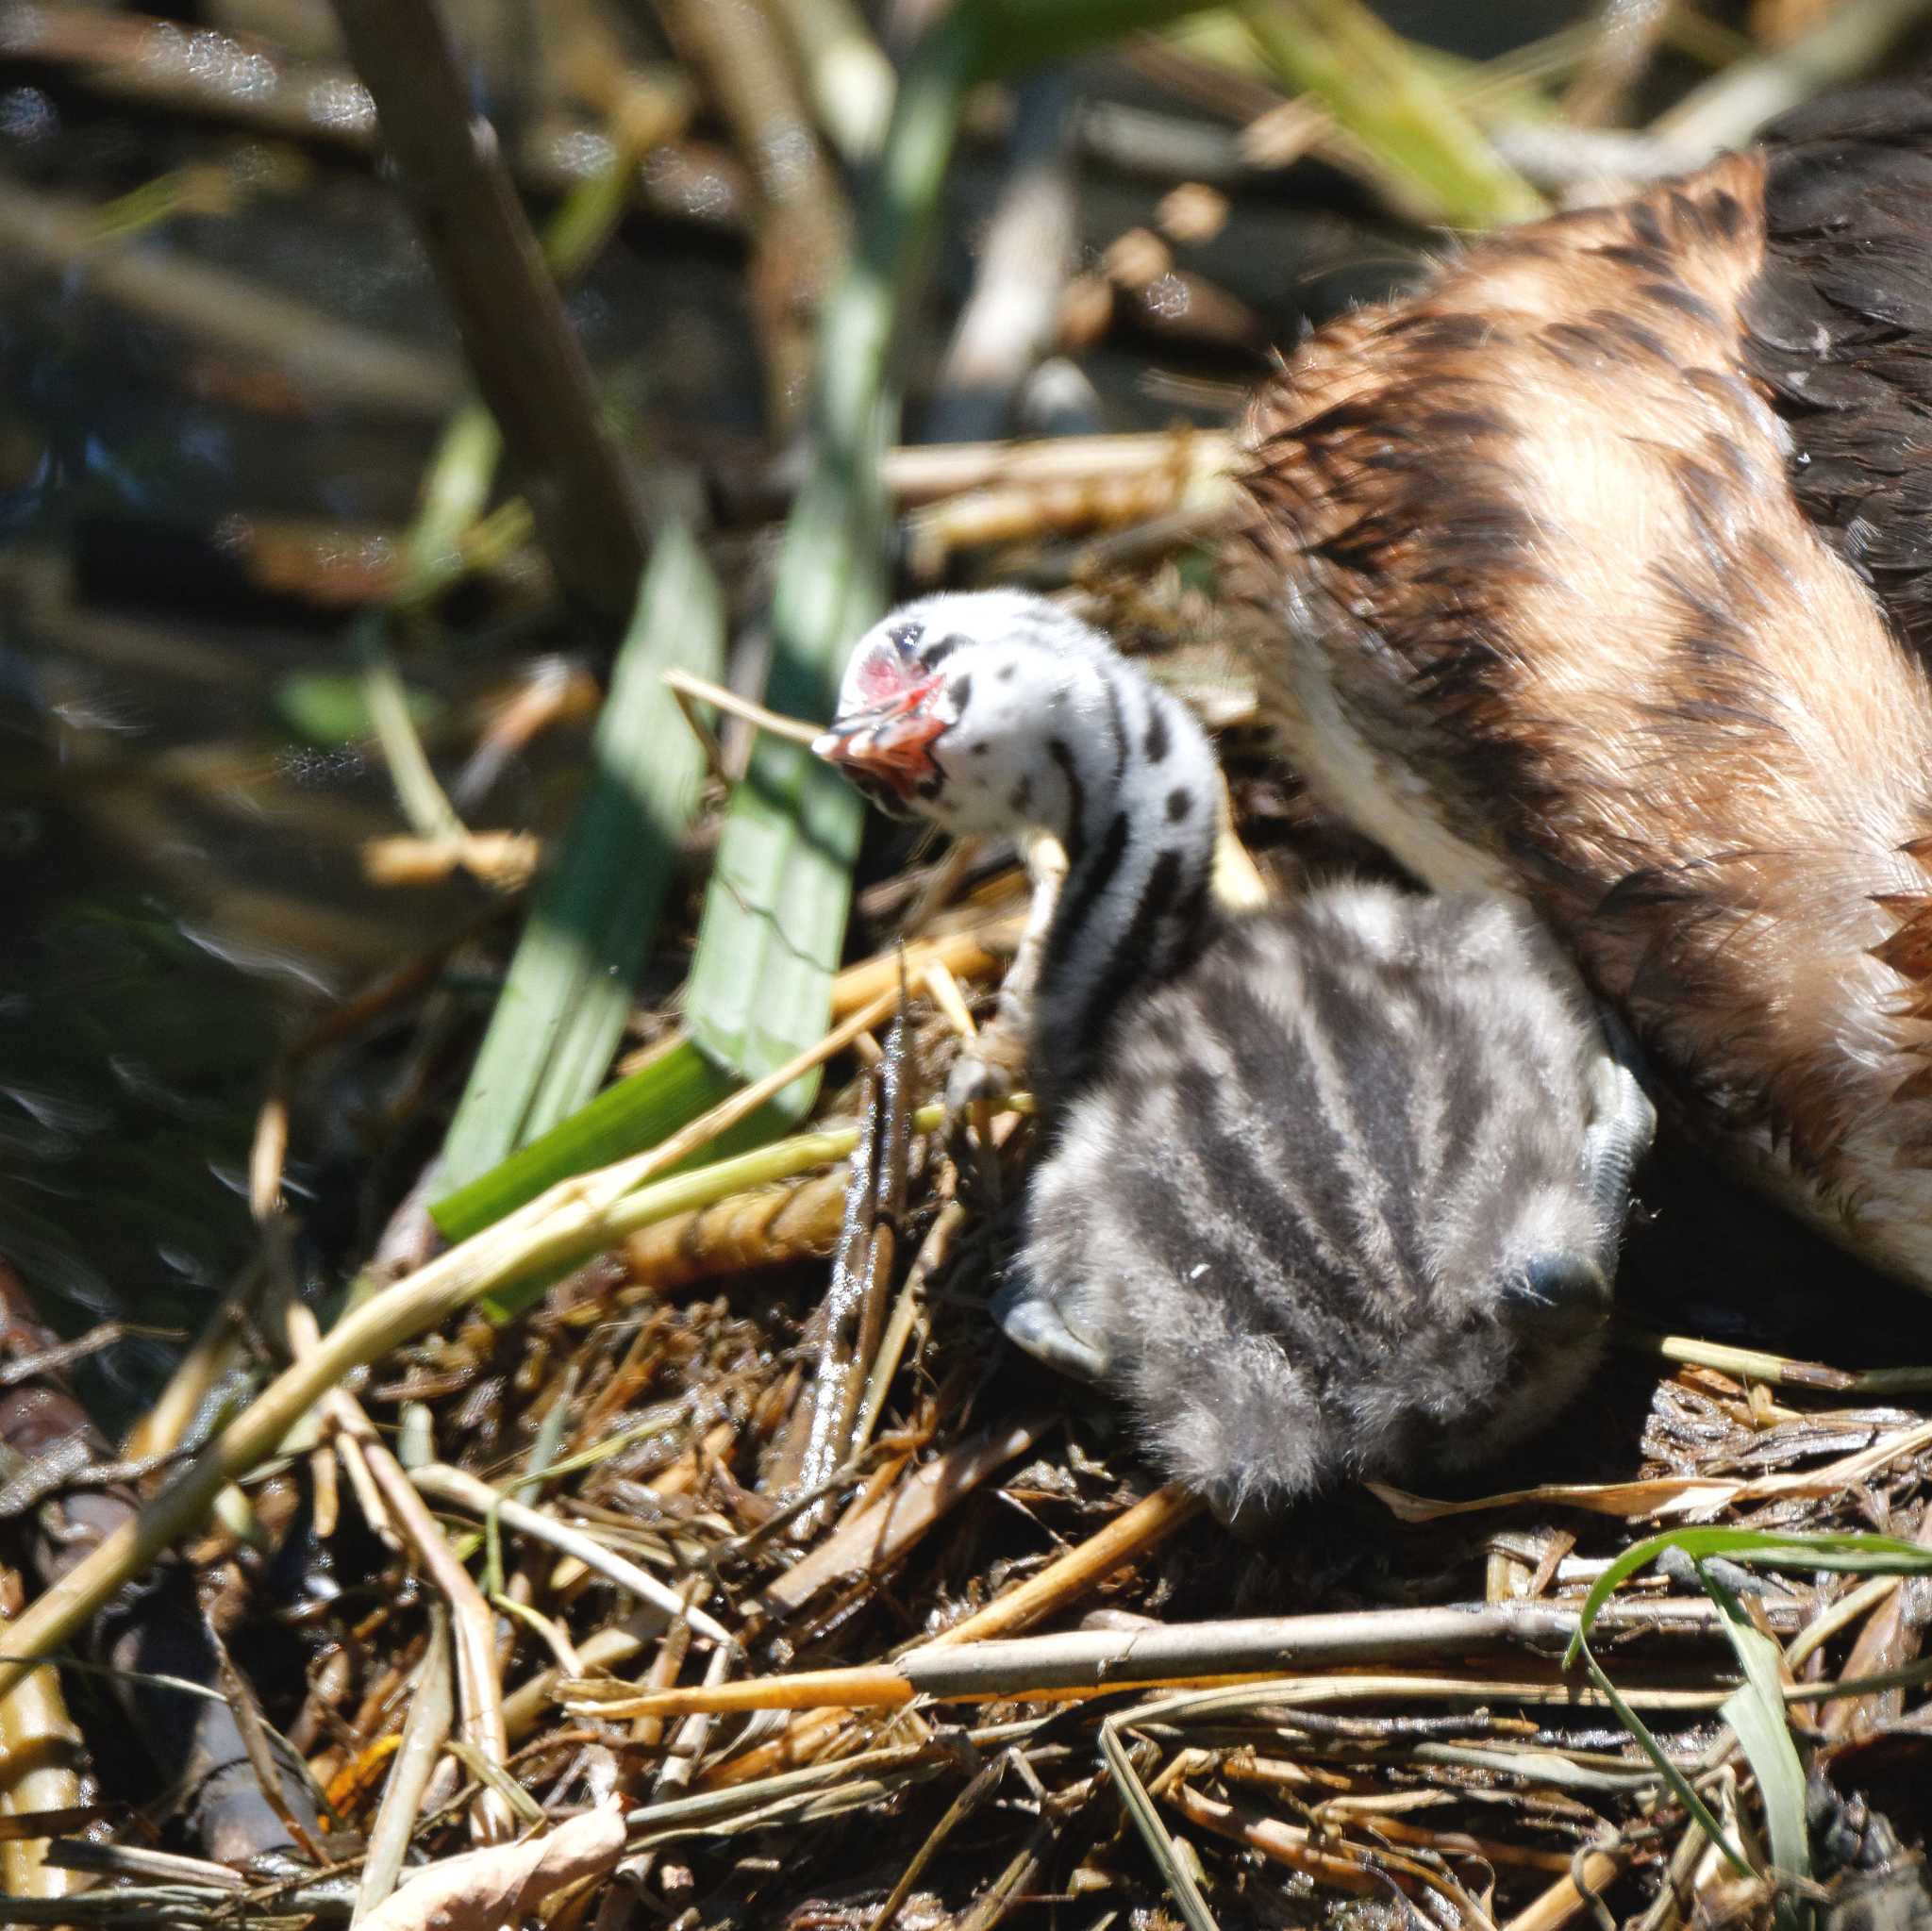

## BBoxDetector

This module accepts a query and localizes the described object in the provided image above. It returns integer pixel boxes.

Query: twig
[355,620,467,846]
[1623,1327,1932,1396]
[877,429,1235,506]
[409,1462,735,1647]
[1373,1416,1932,1523]
[660,668,823,747]
[756,1414,1054,1619]
[353,1606,454,1923]
[620,1169,849,1290]
[603,1595,1804,1718]
[328,0,649,616]
[924,1482,1204,1649]
[289,1306,512,1843]
[791,1012,912,1525]
[1503,1847,1624,1931]
[0,1608,85,1903]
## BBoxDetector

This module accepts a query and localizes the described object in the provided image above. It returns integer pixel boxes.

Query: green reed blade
[435,523,724,1203]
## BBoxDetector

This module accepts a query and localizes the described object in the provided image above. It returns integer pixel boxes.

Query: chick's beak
[812,673,947,800]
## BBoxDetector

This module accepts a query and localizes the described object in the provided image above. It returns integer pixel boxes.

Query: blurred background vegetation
[3,0,1929,1407]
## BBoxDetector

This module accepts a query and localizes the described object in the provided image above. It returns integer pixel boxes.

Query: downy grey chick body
[816,591,1654,1518]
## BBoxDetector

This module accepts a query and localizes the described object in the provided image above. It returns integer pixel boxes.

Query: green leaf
[1702,1561,1811,1931]
[1566,1526,1932,1672]
[275,671,441,747]
[435,523,724,1202]
[434,1037,785,1256]
[1562,1527,1932,1906]
[438,0,1239,1253]
[1239,0,1543,228]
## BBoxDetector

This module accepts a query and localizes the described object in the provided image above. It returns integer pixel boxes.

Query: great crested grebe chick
[815,591,1656,1517]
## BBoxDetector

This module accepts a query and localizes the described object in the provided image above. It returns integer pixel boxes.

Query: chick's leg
[1500,1010,1654,1338]
[1581,1011,1657,1235]
[942,829,1068,1122]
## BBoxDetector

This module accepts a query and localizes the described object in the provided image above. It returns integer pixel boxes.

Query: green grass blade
[1566,1527,1932,1671]
[1561,1525,1932,1905]
[1241,0,1543,227]
[435,523,724,1199]
[1701,1563,1811,1930]
[1101,1718,1222,1931]
[1571,1630,1752,1875]
[439,0,1236,1248]
[435,1038,767,1252]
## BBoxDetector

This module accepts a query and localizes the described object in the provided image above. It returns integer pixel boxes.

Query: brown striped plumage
[1231,78,1932,1289]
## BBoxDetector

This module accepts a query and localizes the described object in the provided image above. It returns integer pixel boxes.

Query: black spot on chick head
[949,671,974,714]
[1143,706,1171,764]
[921,633,965,668]
[997,662,1018,682]
[1166,787,1192,823]
[1009,775,1033,816]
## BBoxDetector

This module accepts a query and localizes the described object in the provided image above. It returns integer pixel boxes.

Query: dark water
[0,26,1410,1415]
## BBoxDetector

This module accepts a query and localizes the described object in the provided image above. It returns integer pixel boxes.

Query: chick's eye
[886,619,923,654]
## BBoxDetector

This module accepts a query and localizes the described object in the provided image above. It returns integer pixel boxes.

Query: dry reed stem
[1371,1413,1932,1523]
[360,832,541,890]
[756,1413,1054,1618]
[925,1481,1204,1650]
[353,1609,454,1923]
[1785,1573,1898,1669]
[1167,1783,1382,1897]
[0,1006,931,1708]
[0,1605,86,1902]
[659,668,824,748]
[877,429,1234,504]
[410,1463,734,1647]
[299,1322,511,1843]
[1504,1849,1626,1931]
[906,466,1234,578]
[1626,1328,1932,1394]
[620,1170,849,1289]
[606,1594,1797,1719]
[853,1194,964,1454]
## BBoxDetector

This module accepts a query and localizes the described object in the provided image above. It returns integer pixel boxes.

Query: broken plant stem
[0,1084,1027,1702]
[598,1595,1808,1719]
[660,667,824,747]
[409,1463,735,1647]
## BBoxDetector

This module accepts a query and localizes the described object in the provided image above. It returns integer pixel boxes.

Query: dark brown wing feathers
[1744,82,1932,660]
